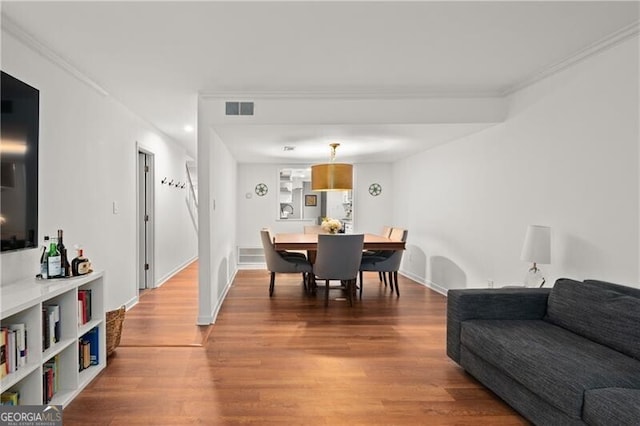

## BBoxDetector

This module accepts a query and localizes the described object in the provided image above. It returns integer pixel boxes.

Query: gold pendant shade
[311,143,353,191]
[311,163,353,191]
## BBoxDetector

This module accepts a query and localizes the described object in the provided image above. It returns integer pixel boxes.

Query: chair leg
[302,272,308,292]
[393,271,400,297]
[347,279,354,307]
[378,271,384,283]
[269,272,276,297]
[359,271,364,299]
[325,279,330,307]
[382,272,388,287]
[387,272,394,294]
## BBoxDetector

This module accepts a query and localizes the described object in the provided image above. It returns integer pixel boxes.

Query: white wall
[236,163,394,250]
[197,121,238,324]
[352,163,393,235]
[394,36,639,292]
[138,135,198,286]
[1,30,198,309]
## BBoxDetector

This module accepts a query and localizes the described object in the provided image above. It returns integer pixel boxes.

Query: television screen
[1,71,39,251]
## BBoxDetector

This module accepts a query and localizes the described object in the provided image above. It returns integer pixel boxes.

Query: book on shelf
[85,327,99,366]
[78,340,83,371]
[77,289,92,325]
[8,323,27,367]
[42,308,50,351]
[6,329,15,374]
[44,355,59,395]
[45,304,61,346]
[83,341,90,370]
[0,328,7,378]
[43,366,54,404]
[78,339,91,371]
[1,391,20,405]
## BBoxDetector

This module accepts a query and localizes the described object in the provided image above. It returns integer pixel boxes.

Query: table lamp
[520,225,551,287]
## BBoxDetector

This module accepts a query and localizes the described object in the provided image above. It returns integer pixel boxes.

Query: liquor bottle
[71,248,91,276]
[40,236,50,279]
[46,237,62,278]
[57,229,70,277]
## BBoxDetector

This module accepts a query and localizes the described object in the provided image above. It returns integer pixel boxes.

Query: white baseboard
[237,263,267,270]
[197,265,238,325]
[155,255,198,288]
[123,295,139,311]
[399,269,449,296]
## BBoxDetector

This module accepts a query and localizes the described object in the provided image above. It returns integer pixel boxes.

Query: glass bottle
[57,229,70,277]
[40,236,50,279]
[71,248,90,276]
[47,237,62,278]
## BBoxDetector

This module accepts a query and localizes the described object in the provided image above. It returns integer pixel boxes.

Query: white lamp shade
[520,225,551,264]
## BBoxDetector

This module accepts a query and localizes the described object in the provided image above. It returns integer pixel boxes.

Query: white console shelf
[0,271,106,407]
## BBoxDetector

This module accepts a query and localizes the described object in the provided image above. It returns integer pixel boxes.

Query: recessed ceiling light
[283,146,295,151]
[184,125,194,133]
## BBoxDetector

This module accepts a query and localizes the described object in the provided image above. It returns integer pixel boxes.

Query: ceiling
[2,1,638,163]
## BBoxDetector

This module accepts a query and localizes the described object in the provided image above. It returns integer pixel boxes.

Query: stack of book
[43,355,59,404]
[78,327,100,372]
[42,304,60,351]
[1,391,20,405]
[0,323,28,378]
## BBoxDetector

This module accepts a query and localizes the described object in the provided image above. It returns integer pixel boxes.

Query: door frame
[136,146,156,291]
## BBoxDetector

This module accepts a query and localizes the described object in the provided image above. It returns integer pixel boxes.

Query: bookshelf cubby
[1,271,106,407]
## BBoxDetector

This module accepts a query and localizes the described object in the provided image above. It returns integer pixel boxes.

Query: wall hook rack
[160,177,186,189]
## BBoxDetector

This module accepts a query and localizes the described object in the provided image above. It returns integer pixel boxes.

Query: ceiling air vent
[225,101,254,116]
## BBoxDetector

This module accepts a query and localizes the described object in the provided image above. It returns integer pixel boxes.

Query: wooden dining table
[273,233,406,251]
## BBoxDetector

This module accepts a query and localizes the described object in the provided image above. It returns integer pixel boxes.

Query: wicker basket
[106,306,126,357]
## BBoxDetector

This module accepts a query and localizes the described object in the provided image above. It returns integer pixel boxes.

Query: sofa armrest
[446,288,551,363]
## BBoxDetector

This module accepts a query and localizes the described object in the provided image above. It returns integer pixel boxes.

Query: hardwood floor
[63,266,528,425]
[119,262,211,347]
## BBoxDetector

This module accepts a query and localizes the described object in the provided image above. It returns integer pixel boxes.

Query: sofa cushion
[460,319,640,419]
[544,278,640,360]
[583,388,640,426]
[583,279,640,297]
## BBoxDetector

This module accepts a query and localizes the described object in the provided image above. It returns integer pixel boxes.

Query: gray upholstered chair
[264,228,306,259]
[363,226,393,284]
[313,234,364,307]
[359,228,407,297]
[260,230,312,296]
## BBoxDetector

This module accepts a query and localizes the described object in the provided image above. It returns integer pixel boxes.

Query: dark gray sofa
[447,278,640,426]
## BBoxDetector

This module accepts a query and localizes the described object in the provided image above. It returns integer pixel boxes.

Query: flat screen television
[1,71,39,252]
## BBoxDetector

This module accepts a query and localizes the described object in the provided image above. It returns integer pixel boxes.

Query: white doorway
[137,150,155,290]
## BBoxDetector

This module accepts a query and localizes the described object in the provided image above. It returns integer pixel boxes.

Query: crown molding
[199,88,503,101]
[1,13,109,97]
[502,20,640,96]
[1,14,193,155]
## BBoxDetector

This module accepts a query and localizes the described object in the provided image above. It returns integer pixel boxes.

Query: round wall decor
[368,183,382,196]
[255,183,268,196]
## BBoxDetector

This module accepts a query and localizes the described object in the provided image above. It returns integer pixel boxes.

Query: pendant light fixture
[311,143,353,191]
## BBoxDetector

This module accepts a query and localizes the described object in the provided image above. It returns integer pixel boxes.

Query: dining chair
[363,226,393,284]
[313,234,364,307]
[359,228,408,297]
[264,228,307,259]
[260,230,313,296]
